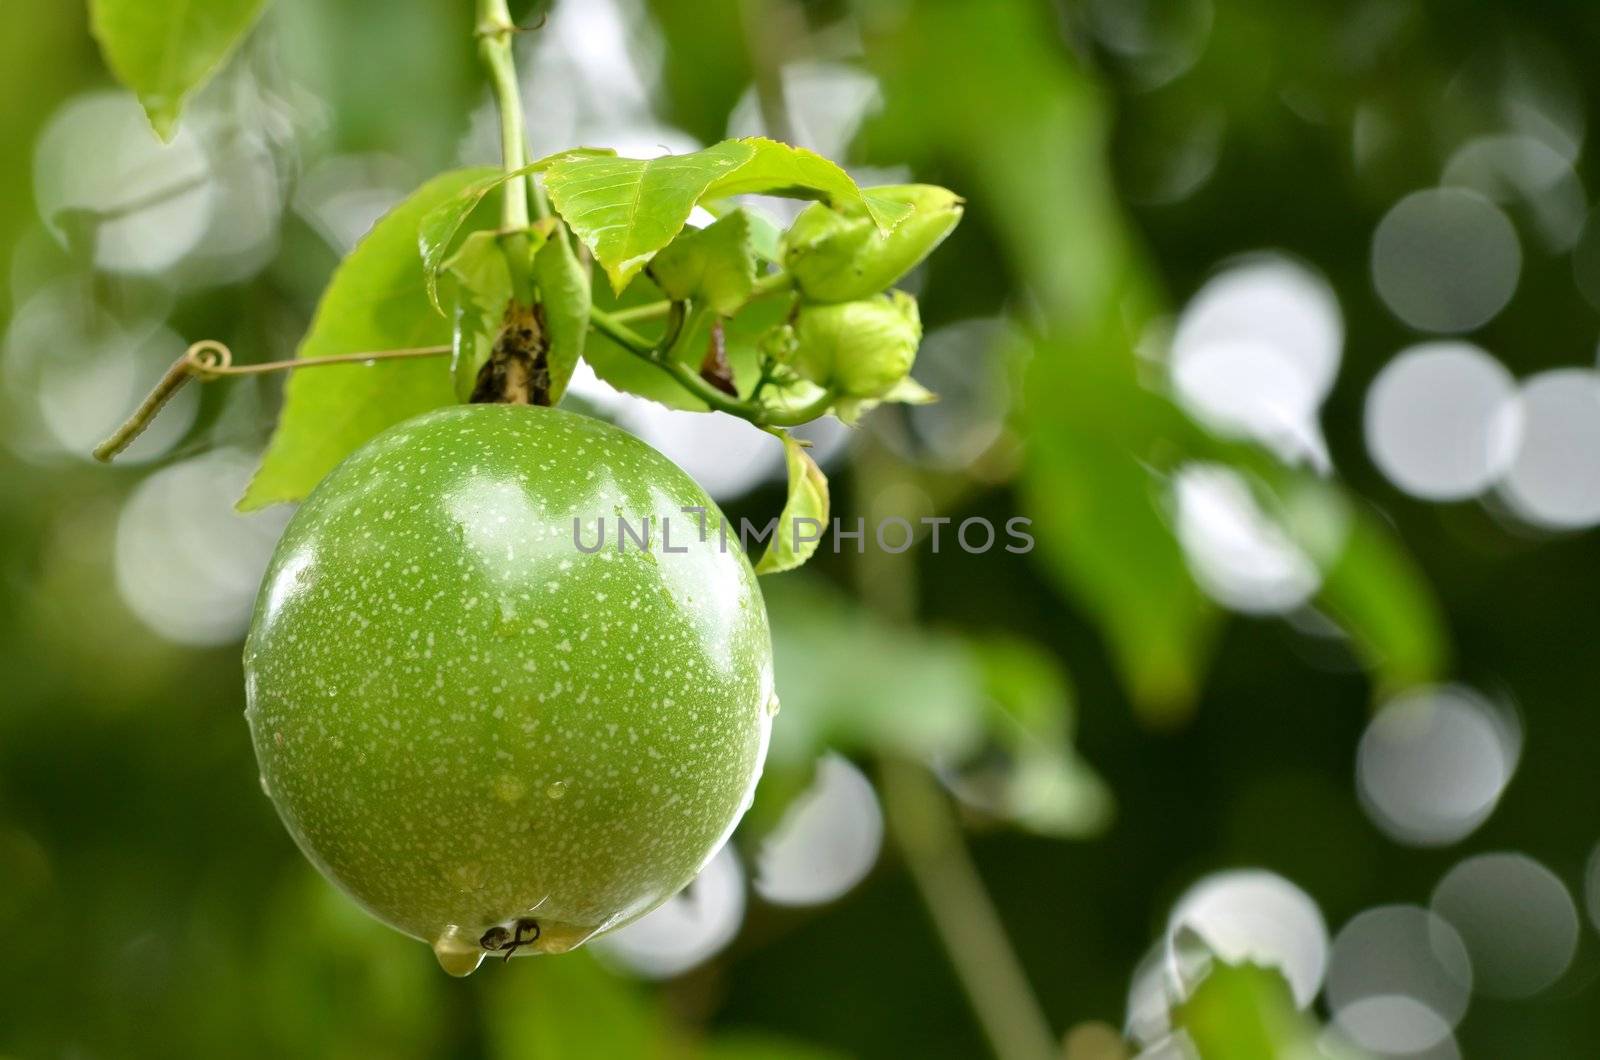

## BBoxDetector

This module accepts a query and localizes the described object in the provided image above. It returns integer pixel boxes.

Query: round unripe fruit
[244,405,774,974]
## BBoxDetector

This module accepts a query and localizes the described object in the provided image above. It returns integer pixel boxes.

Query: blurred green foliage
[7,0,1600,1057]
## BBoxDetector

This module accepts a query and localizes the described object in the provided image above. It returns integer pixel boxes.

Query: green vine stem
[877,760,1059,1060]
[853,439,1059,1060]
[587,307,832,427]
[476,0,534,228]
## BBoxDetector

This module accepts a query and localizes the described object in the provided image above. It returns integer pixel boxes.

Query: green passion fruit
[244,405,774,975]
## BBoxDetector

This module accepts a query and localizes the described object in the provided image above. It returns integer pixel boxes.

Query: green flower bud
[782,185,963,304]
[793,291,922,398]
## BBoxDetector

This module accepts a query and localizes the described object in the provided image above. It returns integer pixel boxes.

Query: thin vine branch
[878,758,1059,1060]
[587,307,833,427]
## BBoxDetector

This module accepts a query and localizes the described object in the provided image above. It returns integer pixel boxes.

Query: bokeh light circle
[1326,905,1472,1054]
[1173,464,1322,615]
[592,844,745,979]
[2,281,197,464]
[1363,343,1520,501]
[33,92,215,275]
[1431,852,1578,1000]
[1357,684,1519,847]
[1164,869,1328,1007]
[114,451,291,646]
[754,754,884,907]
[1496,368,1600,529]
[1371,189,1521,333]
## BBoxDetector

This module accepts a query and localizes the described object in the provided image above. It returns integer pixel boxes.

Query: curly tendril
[92,340,452,464]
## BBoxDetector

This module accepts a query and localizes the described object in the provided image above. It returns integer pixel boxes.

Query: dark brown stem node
[470,302,551,406]
[699,317,737,397]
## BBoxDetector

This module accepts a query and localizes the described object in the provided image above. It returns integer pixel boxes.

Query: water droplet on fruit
[433,926,486,977]
[765,694,782,717]
[258,773,271,797]
[546,780,568,800]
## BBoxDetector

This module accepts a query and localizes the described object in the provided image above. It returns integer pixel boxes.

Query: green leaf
[831,374,939,426]
[755,578,1110,839]
[648,211,756,315]
[701,138,914,231]
[866,2,1219,721]
[1172,961,1330,1060]
[483,949,844,1060]
[762,576,987,767]
[239,168,495,510]
[547,138,908,295]
[1317,505,1448,696]
[880,376,938,404]
[89,0,267,139]
[1023,322,1220,722]
[417,148,613,314]
[1195,438,1449,701]
[485,951,668,1060]
[744,207,786,263]
[532,221,591,405]
[755,432,830,575]
[700,1036,849,1060]
[545,141,756,294]
[959,637,1112,838]
[442,230,516,402]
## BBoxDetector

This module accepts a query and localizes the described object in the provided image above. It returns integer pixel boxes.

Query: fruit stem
[476,0,542,227]
[587,306,834,427]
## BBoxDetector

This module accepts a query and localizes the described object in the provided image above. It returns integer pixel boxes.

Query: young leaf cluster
[243,136,962,574]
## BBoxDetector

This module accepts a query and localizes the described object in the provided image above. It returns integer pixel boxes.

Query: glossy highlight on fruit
[244,405,774,975]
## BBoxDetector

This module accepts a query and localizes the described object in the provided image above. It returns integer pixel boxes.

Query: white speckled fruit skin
[244,405,773,956]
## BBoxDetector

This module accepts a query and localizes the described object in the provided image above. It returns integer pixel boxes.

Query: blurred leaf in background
[8,0,1600,1057]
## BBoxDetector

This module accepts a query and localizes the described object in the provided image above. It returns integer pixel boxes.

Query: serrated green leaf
[755,432,830,575]
[238,168,494,510]
[745,207,786,263]
[89,0,266,140]
[548,138,908,295]
[532,221,590,405]
[545,141,756,294]
[648,211,756,315]
[417,148,614,314]
[701,138,913,231]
